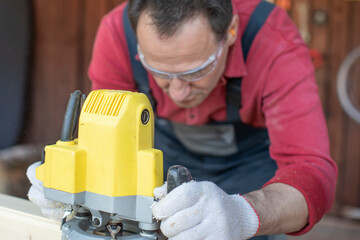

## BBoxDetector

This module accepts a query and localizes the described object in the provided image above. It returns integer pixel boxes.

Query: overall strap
[242,1,275,60]
[123,4,156,108]
[226,0,275,122]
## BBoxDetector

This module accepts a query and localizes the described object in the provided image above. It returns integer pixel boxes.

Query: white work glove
[26,161,65,221]
[152,181,260,240]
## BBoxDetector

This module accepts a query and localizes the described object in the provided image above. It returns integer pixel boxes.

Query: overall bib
[124,2,285,239]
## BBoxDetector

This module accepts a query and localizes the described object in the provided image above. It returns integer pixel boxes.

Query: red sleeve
[261,42,338,235]
[88,3,137,92]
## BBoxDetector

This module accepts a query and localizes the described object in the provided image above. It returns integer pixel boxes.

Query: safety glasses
[137,40,224,82]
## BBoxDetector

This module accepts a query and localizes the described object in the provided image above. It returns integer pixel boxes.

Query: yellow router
[36,89,164,239]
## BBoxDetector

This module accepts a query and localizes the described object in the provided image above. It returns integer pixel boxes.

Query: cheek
[193,53,228,91]
[192,68,223,91]
[192,77,216,90]
[153,77,170,89]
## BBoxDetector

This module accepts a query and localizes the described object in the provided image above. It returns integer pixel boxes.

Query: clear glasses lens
[178,61,216,82]
[137,39,223,82]
[151,71,173,80]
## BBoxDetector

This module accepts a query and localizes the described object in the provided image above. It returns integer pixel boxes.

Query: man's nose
[168,78,191,102]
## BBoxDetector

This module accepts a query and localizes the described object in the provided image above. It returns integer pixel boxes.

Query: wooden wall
[292,0,360,212]
[23,0,125,144]
[22,0,360,213]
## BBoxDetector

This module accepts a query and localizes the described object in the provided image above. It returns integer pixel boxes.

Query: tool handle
[71,93,87,138]
[166,165,193,193]
[60,90,82,142]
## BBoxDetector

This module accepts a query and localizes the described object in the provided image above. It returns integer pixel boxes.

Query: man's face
[137,13,231,108]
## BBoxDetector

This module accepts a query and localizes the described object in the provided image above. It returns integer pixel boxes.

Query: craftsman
[27,0,337,239]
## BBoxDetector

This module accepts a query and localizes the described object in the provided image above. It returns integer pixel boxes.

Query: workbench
[0,193,60,239]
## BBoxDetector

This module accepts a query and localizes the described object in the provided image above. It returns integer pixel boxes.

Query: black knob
[166,165,193,193]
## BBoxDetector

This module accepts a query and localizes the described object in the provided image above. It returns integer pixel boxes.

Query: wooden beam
[0,193,61,239]
[342,1,360,208]
[24,0,83,144]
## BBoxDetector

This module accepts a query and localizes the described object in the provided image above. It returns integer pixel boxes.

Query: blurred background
[0,0,359,239]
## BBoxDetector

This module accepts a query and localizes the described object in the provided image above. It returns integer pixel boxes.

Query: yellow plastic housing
[36,90,163,197]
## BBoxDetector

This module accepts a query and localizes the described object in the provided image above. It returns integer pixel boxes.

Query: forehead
[136,12,218,60]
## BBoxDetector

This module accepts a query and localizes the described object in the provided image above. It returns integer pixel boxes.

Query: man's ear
[226,15,239,46]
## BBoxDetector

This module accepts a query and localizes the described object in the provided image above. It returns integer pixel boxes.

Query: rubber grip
[60,90,82,141]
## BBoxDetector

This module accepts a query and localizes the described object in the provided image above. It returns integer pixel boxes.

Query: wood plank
[23,0,83,144]
[309,0,330,111]
[82,0,109,94]
[0,193,60,239]
[81,0,126,94]
[326,0,351,208]
[343,119,360,207]
[109,0,126,9]
[342,1,360,207]
[287,215,360,240]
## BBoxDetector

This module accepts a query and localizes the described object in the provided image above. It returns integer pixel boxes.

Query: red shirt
[88,0,337,235]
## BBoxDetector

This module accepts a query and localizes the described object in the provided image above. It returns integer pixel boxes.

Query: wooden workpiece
[0,193,60,239]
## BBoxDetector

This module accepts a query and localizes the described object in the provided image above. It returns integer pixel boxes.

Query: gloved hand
[26,161,65,221]
[152,181,260,240]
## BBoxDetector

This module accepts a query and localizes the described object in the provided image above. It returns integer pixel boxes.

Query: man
[28,0,337,239]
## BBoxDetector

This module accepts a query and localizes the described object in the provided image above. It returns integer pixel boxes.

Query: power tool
[36,89,168,239]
